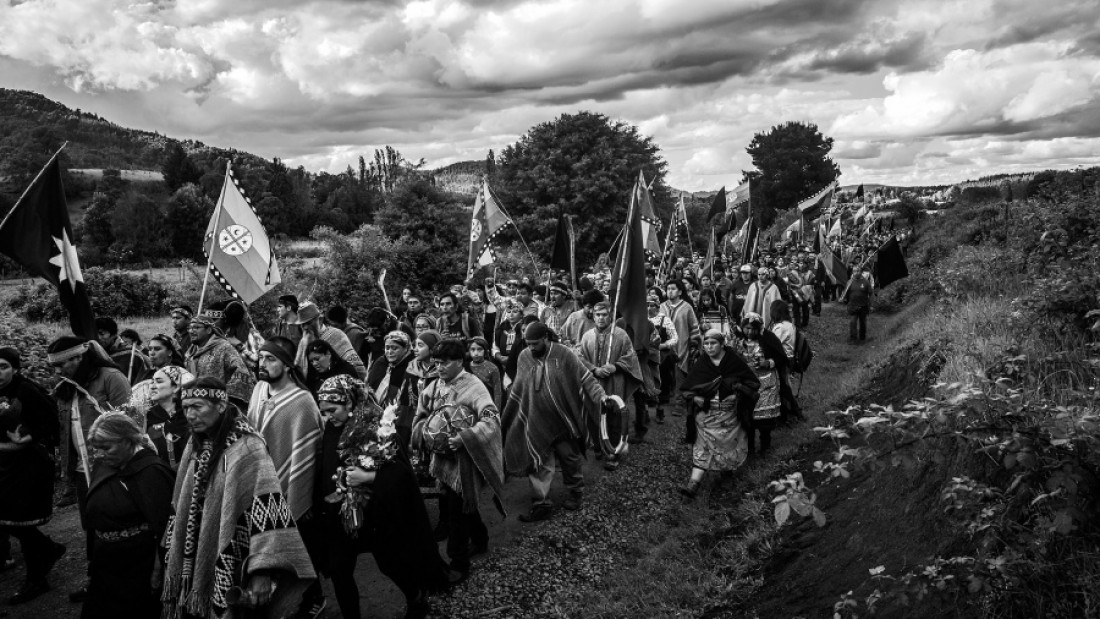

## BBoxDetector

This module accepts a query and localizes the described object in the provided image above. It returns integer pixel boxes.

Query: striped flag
[636,171,663,259]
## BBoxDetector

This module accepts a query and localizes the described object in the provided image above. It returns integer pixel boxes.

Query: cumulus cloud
[2,0,1100,190]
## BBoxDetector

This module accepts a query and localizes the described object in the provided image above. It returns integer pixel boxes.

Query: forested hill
[0,88,265,193]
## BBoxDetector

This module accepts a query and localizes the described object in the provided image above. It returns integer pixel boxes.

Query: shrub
[7,267,171,321]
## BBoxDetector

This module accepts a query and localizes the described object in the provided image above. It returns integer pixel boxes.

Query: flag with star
[203,164,281,304]
[0,153,96,337]
[635,171,663,259]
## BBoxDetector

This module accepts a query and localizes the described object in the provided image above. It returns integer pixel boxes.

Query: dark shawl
[680,347,760,444]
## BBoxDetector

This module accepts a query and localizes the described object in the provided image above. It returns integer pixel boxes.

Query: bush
[7,267,171,321]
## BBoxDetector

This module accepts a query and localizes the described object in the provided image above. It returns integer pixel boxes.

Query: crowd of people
[0,230,906,618]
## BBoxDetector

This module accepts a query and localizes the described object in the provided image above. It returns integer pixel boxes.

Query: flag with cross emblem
[203,164,281,304]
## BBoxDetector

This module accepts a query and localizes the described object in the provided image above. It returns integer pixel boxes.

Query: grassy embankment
[538,178,1099,618]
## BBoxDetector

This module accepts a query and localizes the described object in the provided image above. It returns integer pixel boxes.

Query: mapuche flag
[873,235,909,289]
[609,177,651,350]
[467,179,512,278]
[0,154,95,337]
[636,172,663,259]
[204,165,281,304]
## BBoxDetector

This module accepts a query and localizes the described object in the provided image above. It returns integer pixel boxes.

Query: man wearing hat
[169,305,194,354]
[294,302,367,381]
[539,281,575,335]
[246,337,327,618]
[271,294,303,348]
[184,307,255,405]
[162,377,316,619]
[502,322,612,522]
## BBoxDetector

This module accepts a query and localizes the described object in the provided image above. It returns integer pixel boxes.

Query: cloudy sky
[2,0,1100,191]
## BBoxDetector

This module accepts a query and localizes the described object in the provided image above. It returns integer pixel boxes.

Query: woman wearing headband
[82,413,174,619]
[46,335,131,604]
[0,347,65,605]
[365,331,417,448]
[313,375,455,619]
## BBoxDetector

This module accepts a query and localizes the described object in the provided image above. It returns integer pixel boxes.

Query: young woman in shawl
[82,413,174,619]
[365,331,416,448]
[305,339,358,397]
[0,347,65,605]
[314,375,455,619]
[677,330,759,498]
[736,312,789,457]
[145,365,194,470]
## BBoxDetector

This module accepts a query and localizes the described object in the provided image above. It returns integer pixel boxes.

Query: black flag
[0,154,96,337]
[873,236,909,289]
[855,184,865,201]
[550,213,576,287]
[707,187,726,222]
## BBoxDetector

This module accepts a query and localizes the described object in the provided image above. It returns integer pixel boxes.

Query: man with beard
[246,337,326,618]
[436,293,482,345]
[539,281,575,335]
[579,302,642,468]
[162,377,315,619]
[185,308,255,405]
[169,306,193,354]
[559,289,604,351]
[502,322,612,522]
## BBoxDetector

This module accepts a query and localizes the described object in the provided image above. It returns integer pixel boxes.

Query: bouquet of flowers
[333,401,399,537]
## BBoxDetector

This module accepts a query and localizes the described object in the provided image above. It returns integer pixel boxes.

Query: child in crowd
[466,337,501,408]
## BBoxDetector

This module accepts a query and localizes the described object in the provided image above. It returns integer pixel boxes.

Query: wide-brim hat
[292,302,322,324]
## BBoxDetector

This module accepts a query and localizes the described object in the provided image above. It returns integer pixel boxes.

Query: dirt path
[0,299,921,618]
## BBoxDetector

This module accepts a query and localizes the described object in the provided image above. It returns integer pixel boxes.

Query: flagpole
[0,142,68,233]
[609,184,636,366]
[567,215,578,293]
[486,183,541,277]
[197,162,230,315]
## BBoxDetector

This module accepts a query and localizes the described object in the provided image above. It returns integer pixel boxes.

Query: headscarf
[742,312,764,328]
[317,374,367,407]
[703,328,726,344]
[155,365,195,389]
[416,330,442,351]
[384,330,411,350]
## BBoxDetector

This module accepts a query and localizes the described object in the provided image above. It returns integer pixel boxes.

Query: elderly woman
[145,366,194,470]
[82,413,174,619]
[677,330,759,498]
[738,312,789,457]
[305,339,359,397]
[0,347,65,605]
[314,376,454,619]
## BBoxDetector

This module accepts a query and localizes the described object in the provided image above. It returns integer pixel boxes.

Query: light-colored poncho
[247,382,323,520]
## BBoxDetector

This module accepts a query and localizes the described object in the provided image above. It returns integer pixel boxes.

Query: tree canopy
[496,111,672,267]
[743,121,840,229]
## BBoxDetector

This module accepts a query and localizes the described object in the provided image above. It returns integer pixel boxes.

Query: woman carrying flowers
[314,375,455,619]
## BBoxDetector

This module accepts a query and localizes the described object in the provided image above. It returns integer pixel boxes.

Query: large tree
[743,121,840,230]
[496,111,672,268]
[374,179,468,288]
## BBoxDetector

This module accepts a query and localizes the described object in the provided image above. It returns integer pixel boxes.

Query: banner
[204,165,282,304]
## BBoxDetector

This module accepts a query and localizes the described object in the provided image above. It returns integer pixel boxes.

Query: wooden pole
[197,162,230,315]
[0,142,68,233]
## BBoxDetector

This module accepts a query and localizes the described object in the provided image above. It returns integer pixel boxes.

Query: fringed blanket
[500,343,607,476]
[247,383,323,520]
[162,419,315,619]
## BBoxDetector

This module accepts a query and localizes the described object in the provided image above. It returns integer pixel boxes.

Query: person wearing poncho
[314,375,453,619]
[246,337,326,617]
[411,339,505,575]
[162,377,315,619]
[502,322,609,523]
[184,310,255,405]
[578,302,642,471]
[677,329,759,498]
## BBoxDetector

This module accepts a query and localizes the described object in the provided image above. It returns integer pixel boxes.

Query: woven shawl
[500,343,606,476]
[247,383,323,520]
[162,427,315,619]
[578,325,643,405]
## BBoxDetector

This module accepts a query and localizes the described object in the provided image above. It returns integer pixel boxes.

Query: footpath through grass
[429,299,925,619]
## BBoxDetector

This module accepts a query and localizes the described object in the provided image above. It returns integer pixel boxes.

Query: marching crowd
[0,234,904,619]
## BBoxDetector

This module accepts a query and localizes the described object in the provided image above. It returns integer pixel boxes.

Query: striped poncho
[247,383,323,520]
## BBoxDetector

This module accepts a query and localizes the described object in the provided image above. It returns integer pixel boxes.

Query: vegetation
[496,111,673,267]
[743,121,841,229]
